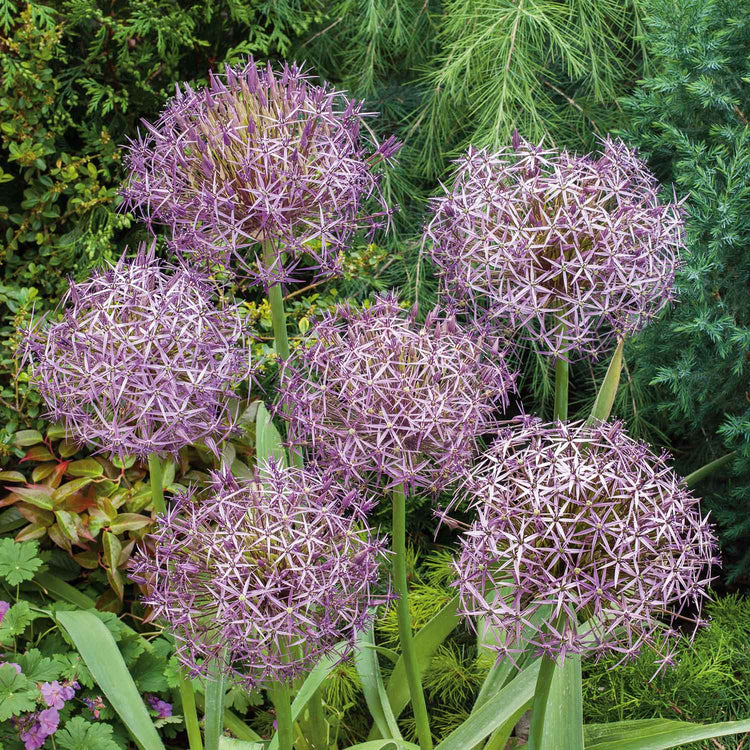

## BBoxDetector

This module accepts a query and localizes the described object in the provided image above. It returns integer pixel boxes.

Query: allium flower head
[424,135,684,360]
[130,460,389,688]
[20,245,251,459]
[452,417,718,668]
[122,57,400,289]
[277,293,516,492]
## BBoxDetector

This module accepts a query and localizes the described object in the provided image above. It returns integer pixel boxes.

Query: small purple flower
[424,136,684,360]
[130,460,390,688]
[122,57,400,290]
[41,681,67,710]
[0,601,9,624]
[20,244,252,460]
[147,694,172,719]
[277,293,516,492]
[452,417,718,669]
[36,708,59,736]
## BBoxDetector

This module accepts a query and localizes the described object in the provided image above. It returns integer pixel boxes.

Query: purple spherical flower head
[277,293,516,493]
[130,460,389,688]
[122,57,400,290]
[424,135,685,360]
[452,417,718,669]
[20,244,252,460]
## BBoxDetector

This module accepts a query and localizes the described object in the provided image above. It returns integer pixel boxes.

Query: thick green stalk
[264,241,291,363]
[179,675,204,750]
[147,453,166,515]
[553,356,569,422]
[392,484,433,750]
[271,681,294,750]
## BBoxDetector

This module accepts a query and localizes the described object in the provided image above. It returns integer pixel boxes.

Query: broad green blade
[584,717,750,749]
[218,740,263,750]
[355,621,403,740]
[483,699,533,750]
[56,611,165,750]
[268,643,348,750]
[345,742,420,749]
[204,657,228,750]
[539,654,583,750]
[588,339,624,424]
[255,402,287,466]
[36,571,96,610]
[384,595,460,720]
[435,660,541,750]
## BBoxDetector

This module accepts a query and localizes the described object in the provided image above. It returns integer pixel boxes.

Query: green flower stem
[262,243,322,743]
[148,454,203,749]
[392,483,433,750]
[271,681,294,750]
[179,674,204,750]
[147,453,166,515]
[553,356,569,422]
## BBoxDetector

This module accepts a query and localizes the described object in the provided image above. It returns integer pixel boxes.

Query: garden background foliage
[2,0,750,746]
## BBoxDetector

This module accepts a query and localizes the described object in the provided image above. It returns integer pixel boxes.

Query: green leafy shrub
[0,0,325,432]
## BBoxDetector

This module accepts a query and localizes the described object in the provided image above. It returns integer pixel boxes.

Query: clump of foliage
[615,0,750,582]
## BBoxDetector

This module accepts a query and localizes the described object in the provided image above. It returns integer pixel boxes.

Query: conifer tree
[620,0,750,582]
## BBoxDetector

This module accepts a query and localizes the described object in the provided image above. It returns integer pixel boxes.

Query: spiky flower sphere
[20,246,251,459]
[424,135,684,360]
[122,57,400,289]
[129,461,389,688]
[277,293,516,492]
[452,417,718,669]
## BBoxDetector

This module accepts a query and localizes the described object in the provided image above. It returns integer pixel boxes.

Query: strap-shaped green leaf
[268,643,348,750]
[588,339,624,424]
[218,740,263,750]
[345,742,420,749]
[435,660,541,750]
[539,654,583,750]
[56,610,165,750]
[584,717,750,749]
[384,595,460,721]
[255,402,287,467]
[355,621,403,740]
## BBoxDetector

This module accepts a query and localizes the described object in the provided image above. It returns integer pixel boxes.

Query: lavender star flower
[277,293,516,492]
[20,244,252,459]
[424,135,684,360]
[130,460,389,688]
[452,417,718,668]
[122,57,400,290]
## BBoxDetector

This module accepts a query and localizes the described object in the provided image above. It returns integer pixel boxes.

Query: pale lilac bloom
[0,601,9,624]
[20,244,252,460]
[130,460,389,688]
[277,293,516,492]
[122,57,399,289]
[424,135,684,360]
[451,417,718,670]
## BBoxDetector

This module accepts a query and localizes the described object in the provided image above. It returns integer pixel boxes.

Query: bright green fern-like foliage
[617,0,750,583]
